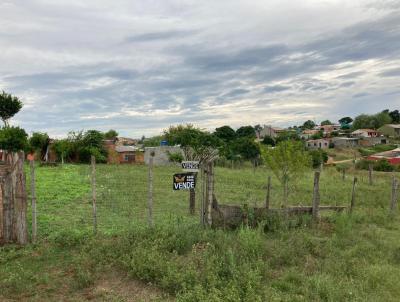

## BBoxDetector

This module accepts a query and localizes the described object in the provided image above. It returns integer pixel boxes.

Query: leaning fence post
[368,163,373,186]
[30,160,37,243]
[312,171,320,221]
[390,177,399,213]
[350,177,357,213]
[147,153,154,227]
[265,176,271,210]
[207,161,214,226]
[91,156,97,234]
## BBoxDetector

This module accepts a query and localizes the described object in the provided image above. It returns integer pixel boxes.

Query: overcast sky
[1,0,400,138]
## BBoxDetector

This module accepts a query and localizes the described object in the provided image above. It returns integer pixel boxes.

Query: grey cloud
[264,85,291,93]
[125,30,196,43]
[379,68,400,77]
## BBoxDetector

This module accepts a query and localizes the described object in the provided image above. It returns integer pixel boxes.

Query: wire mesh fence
[25,161,399,239]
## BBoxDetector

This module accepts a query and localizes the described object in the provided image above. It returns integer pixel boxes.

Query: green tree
[231,137,260,161]
[0,91,23,127]
[389,110,400,123]
[262,141,311,206]
[143,135,163,147]
[261,136,275,146]
[29,132,50,161]
[309,149,328,168]
[320,120,332,126]
[52,139,72,164]
[275,131,301,143]
[302,120,316,130]
[104,129,118,139]
[214,125,237,142]
[0,126,28,152]
[339,116,353,125]
[352,111,392,130]
[236,126,256,138]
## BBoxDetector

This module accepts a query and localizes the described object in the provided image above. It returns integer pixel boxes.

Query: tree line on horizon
[0,90,398,164]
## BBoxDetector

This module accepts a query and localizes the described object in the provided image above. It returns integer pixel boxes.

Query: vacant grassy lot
[1,164,400,301]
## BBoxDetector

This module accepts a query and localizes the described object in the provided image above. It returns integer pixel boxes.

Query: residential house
[301,129,320,140]
[306,139,330,150]
[258,125,285,139]
[332,137,359,148]
[351,129,380,138]
[316,124,341,137]
[378,124,400,138]
[367,148,400,165]
[104,139,144,164]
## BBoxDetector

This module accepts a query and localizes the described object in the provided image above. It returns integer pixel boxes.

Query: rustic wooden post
[147,153,154,227]
[200,166,205,225]
[207,161,214,226]
[342,168,345,181]
[91,156,97,234]
[189,188,195,215]
[368,163,373,186]
[265,176,271,210]
[390,177,399,213]
[30,160,37,243]
[350,177,357,213]
[14,152,28,244]
[312,171,320,221]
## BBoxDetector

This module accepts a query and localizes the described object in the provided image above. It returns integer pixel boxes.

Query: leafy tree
[389,110,400,124]
[236,126,256,138]
[0,126,28,152]
[352,111,392,130]
[214,125,237,142]
[52,139,72,164]
[320,120,332,126]
[262,141,311,206]
[302,120,316,130]
[339,117,353,125]
[0,91,23,127]
[143,135,163,147]
[231,137,260,161]
[275,131,301,143]
[309,149,328,168]
[29,132,50,161]
[104,129,118,139]
[311,130,323,140]
[261,136,275,146]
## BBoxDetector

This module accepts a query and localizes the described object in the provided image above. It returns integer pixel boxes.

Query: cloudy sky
[1,0,400,137]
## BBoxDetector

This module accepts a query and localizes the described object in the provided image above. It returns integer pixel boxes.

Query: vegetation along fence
[19,157,400,241]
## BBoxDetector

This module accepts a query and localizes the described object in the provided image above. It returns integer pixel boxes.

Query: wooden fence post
[207,161,214,226]
[147,154,154,227]
[342,169,345,181]
[91,156,97,234]
[390,177,399,213]
[265,176,271,210]
[30,160,37,243]
[189,184,195,215]
[14,152,28,244]
[312,171,320,221]
[368,163,373,186]
[350,177,357,213]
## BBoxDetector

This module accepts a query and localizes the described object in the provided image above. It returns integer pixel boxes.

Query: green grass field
[1,164,400,301]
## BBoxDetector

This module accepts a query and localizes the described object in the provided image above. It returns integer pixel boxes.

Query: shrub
[0,126,28,152]
[168,152,184,163]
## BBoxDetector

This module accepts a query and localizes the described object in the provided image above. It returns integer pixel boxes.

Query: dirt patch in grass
[79,270,174,302]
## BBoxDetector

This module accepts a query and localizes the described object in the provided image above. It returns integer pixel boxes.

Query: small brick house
[103,139,144,164]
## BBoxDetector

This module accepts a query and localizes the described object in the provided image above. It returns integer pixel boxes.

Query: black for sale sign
[173,173,196,190]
